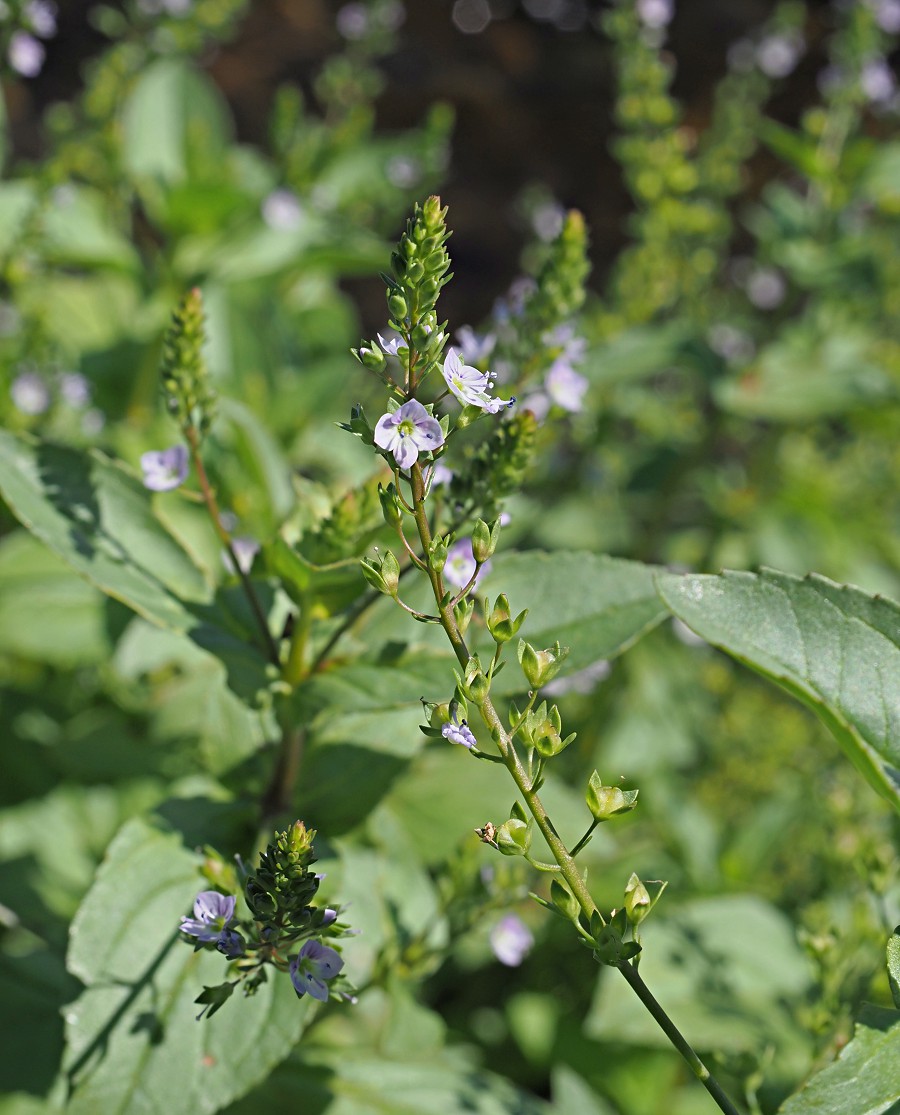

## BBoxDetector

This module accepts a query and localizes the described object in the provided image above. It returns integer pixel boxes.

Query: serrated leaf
[655,568,900,811]
[778,1005,900,1115]
[63,816,312,1115]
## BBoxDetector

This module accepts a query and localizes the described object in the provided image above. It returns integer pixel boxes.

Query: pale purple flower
[8,32,45,77]
[441,708,477,749]
[222,536,259,576]
[636,0,673,29]
[443,538,490,589]
[871,0,900,33]
[10,371,50,415]
[58,372,91,408]
[262,188,303,231]
[861,58,896,103]
[336,2,369,38]
[456,326,496,366]
[180,891,237,942]
[531,200,565,242]
[386,155,422,188]
[521,392,551,422]
[441,348,513,413]
[374,399,444,469]
[24,0,57,37]
[140,445,189,491]
[490,914,534,967]
[746,267,786,310]
[377,332,407,357]
[756,32,803,78]
[708,324,754,363]
[544,362,588,412]
[430,461,454,487]
[289,939,344,1001]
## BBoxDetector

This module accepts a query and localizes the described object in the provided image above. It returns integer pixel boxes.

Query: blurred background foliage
[0,2,898,1113]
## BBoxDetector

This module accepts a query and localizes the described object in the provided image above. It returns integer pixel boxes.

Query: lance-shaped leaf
[64,816,312,1115]
[655,569,900,811]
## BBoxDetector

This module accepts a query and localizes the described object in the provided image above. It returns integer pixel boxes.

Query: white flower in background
[443,538,491,589]
[8,32,45,77]
[140,445,189,491]
[861,58,896,103]
[262,188,303,231]
[490,915,534,967]
[545,361,588,412]
[222,537,260,576]
[441,348,513,413]
[637,0,673,29]
[455,326,496,366]
[746,267,786,310]
[756,32,803,78]
[58,372,91,409]
[10,371,50,415]
[386,155,422,188]
[24,0,57,37]
[869,0,900,33]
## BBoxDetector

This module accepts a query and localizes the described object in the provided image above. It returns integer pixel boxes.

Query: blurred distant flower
[289,939,344,1001]
[374,399,444,468]
[636,0,673,29]
[336,2,369,38]
[441,707,477,749]
[452,0,491,34]
[490,915,534,966]
[430,461,454,486]
[222,537,260,576]
[10,371,50,415]
[262,188,303,231]
[544,657,611,696]
[180,891,237,943]
[443,538,490,589]
[521,392,551,422]
[746,267,786,310]
[141,445,189,491]
[756,32,803,78]
[455,326,496,366]
[8,32,45,77]
[441,348,513,413]
[531,199,566,241]
[708,323,754,363]
[868,0,900,33]
[386,155,422,188]
[861,58,896,103]
[82,408,106,436]
[24,0,57,37]
[58,372,91,409]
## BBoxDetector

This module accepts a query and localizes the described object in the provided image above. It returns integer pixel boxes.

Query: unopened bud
[585,772,639,822]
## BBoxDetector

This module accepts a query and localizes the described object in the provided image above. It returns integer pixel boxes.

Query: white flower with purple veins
[140,445,189,491]
[490,915,534,967]
[289,939,344,1001]
[10,371,50,415]
[443,538,490,589]
[180,891,237,943]
[441,707,477,749]
[441,348,513,414]
[377,332,407,357]
[374,399,444,469]
[8,32,45,77]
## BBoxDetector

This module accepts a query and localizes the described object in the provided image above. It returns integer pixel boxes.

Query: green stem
[570,818,600,858]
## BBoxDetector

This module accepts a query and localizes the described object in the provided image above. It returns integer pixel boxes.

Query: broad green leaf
[121,58,230,184]
[587,896,815,1063]
[778,1005,900,1115]
[0,531,109,667]
[0,181,37,256]
[218,398,294,522]
[40,185,139,270]
[0,432,208,631]
[655,568,900,810]
[64,816,312,1115]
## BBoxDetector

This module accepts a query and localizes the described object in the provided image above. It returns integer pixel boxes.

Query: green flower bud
[550,879,580,921]
[360,549,400,597]
[486,594,528,643]
[388,292,408,320]
[518,639,569,689]
[624,873,651,927]
[496,818,531,857]
[460,656,490,703]
[429,534,449,573]
[454,596,474,636]
[585,772,639,822]
[471,518,500,564]
[378,483,402,529]
[356,342,387,373]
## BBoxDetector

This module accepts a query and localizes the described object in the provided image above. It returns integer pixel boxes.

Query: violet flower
[490,914,534,967]
[180,891,237,943]
[373,399,444,469]
[441,708,477,750]
[443,538,490,590]
[289,939,344,1001]
[441,348,513,414]
[140,445,189,492]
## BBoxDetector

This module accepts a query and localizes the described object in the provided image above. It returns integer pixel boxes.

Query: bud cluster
[159,287,217,438]
[245,820,322,929]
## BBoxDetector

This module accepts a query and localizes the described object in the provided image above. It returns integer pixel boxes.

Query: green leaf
[0,433,209,632]
[778,1005,900,1115]
[481,552,667,686]
[655,568,900,811]
[40,185,139,271]
[64,816,312,1115]
[218,398,295,523]
[888,929,900,1010]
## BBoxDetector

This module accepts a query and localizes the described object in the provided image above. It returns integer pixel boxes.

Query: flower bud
[585,772,639,822]
[454,595,474,636]
[360,549,400,597]
[388,292,408,320]
[428,535,448,573]
[518,639,569,689]
[496,818,531,857]
[378,483,402,529]
[460,656,490,703]
[471,518,500,564]
[550,879,580,920]
[624,873,652,927]
[356,342,387,373]
[486,594,528,643]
